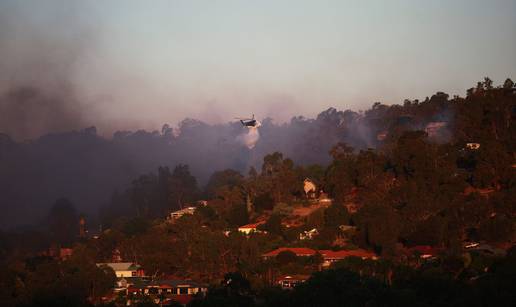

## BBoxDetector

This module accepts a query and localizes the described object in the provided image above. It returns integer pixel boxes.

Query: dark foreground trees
[189,248,516,307]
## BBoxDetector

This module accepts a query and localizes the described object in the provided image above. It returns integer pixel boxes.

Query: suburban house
[276,275,310,289]
[299,228,319,240]
[466,142,480,150]
[126,279,207,306]
[319,249,377,268]
[168,207,197,220]
[238,222,265,235]
[303,178,317,198]
[96,262,145,278]
[262,247,317,259]
[263,247,377,267]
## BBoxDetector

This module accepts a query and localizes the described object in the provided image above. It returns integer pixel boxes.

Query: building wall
[116,270,136,278]
[238,228,254,234]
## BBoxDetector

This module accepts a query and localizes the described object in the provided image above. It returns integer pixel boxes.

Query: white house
[303,178,316,198]
[168,207,196,220]
[238,222,265,235]
[97,262,144,278]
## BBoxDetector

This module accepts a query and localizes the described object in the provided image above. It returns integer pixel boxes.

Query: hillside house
[319,249,377,268]
[238,222,265,235]
[466,143,480,150]
[168,207,196,220]
[262,247,317,259]
[299,228,319,240]
[303,178,317,198]
[277,275,310,289]
[97,262,145,278]
[126,279,207,306]
[262,247,377,266]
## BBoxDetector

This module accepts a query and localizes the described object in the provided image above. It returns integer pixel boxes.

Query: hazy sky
[1,0,515,136]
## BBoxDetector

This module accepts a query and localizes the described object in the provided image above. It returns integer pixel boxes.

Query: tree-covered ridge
[1,78,514,228]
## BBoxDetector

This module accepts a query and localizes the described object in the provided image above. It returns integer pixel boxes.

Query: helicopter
[235,114,260,128]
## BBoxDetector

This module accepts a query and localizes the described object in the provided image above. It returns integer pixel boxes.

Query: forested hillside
[1,78,514,228]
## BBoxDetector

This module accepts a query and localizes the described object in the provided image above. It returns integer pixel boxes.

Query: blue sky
[1,0,515,133]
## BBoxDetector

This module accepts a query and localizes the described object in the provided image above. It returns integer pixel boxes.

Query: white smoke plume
[237,122,261,149]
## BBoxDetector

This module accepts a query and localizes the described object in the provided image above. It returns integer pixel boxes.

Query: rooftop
[96,262,141,271]
[263,247,317,257]
[319,249,376,259]
[238,221,265,229]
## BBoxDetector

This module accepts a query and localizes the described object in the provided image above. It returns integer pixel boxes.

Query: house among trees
[466,142,481,150]
[168,206,197,221]
[277,275,310,289]
[126,279,208,306]
[319,249,377,268]
[262,247,317,259]
[96,262,145,278]
[303,178,317,198]
[299,228,319,240]
[263,247,377,267]
[238,221,265,235]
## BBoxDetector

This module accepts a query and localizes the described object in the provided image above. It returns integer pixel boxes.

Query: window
[179,287,188,295]
[149,288,159,295]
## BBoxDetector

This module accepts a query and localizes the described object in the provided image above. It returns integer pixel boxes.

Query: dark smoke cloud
[0,1,97,140]
[0,85,84,140]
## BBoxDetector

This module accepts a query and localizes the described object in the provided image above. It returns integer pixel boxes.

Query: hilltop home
[96,262,144,278]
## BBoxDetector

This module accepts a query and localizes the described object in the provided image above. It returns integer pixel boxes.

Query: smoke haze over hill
[1,0,515,140]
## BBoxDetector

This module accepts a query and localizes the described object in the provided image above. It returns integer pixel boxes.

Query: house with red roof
[262,247,317,259]
[238,221,265,235]
[318,249,377,267]
[262,247,377,267]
